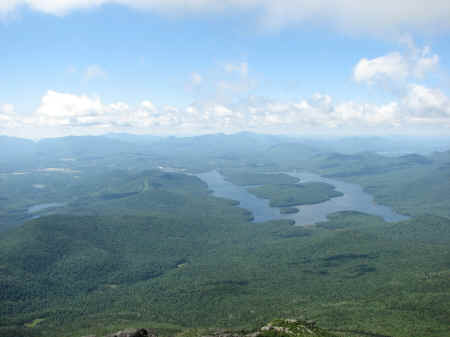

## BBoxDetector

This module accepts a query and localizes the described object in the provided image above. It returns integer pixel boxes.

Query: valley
[0,133,449,337]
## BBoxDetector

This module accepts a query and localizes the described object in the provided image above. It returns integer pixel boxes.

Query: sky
[1,1,450,139]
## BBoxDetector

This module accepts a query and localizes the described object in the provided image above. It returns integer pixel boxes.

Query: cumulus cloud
[36,91,104,120]
[229,95,403,131]
[353,45,439,85]
[353,53,409,84]
[404,84,450,117]
[3,84,450,137]
[2,86,441,136]
[2,1,450,34]
[30,90,184,130]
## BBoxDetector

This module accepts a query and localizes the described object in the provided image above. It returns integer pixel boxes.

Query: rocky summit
[84,319,338,337]
[83,328,155,337]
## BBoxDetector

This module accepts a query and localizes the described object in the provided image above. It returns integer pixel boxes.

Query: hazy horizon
[3,130,450,143]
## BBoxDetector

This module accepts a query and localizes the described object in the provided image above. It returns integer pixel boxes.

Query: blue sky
[1,1,450,139]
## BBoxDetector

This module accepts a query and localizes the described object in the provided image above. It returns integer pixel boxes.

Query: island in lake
[221,170,300,186]
[248,182,344,207]
[280,207,300,214]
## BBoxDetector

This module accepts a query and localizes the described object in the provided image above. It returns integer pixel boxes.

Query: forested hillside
[0,134,449,337]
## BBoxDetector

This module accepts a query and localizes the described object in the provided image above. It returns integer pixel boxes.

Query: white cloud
[351,42,445,131]
[36,90,104,119]
[25,0,106,15]
[4,1,449,34]
[404,84,450,117]
[353,53,409,84]
[412,46,439,78]
[353,44,439,85]
[30,90,183,129]
[84,64,107,80]
[3,86,450,137]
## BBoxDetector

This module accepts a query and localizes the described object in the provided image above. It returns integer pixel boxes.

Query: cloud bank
[2,85,449,138]
[2,0,450,34]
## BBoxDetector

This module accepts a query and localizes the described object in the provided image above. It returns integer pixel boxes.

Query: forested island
[280,207,300,214]
[248,182,343,207]
[221,171,300,186]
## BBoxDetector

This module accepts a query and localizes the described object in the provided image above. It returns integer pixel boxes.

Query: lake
[197,170,409,226]
[27,202,67,214]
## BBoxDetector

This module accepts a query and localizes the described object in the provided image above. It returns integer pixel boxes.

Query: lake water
[197,171,282,222]
[197,170,409,226]
[27,202,67,214]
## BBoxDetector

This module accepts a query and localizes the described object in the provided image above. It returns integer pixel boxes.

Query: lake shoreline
[197,170,409,226]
